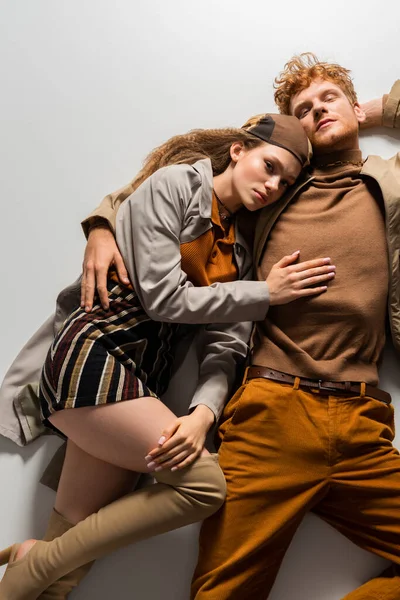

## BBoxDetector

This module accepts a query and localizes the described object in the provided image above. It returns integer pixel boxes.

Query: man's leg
[191,379,331,600]
[313,393,400,600]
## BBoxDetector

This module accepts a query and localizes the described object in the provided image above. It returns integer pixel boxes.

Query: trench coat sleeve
[116,163,269,324]
[383,80,400,129]
[188,320,251,421]
[81,180,136,238]
[0,316,55,445]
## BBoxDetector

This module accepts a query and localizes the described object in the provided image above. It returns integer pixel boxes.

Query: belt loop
[242,366,250,385]
[360,382,366,398]
[293,377,300,390]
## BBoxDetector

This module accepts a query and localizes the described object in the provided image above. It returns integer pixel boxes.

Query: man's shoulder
[363,152,400,175]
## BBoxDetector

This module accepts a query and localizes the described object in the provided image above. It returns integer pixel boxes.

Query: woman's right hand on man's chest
[266,251,336,306]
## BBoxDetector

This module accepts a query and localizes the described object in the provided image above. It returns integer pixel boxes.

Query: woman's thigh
[55,439,140,523]
[49,396,180,472]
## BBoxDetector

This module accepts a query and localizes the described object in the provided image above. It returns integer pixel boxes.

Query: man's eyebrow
[293,100,309,112]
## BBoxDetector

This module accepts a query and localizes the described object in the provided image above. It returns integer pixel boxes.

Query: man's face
[290,78,365,155]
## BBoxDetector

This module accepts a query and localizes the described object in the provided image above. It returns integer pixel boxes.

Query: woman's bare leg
[0,398,224,600]
[48,397,208,474]
[54,440,139,525]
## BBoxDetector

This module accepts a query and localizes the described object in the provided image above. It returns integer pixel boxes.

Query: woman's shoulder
[148,158,213,192]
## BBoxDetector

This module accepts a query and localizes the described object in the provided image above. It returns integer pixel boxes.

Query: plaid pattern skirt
[39,279,179,425]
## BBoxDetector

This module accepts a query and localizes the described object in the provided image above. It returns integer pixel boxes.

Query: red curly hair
[274,53,358,115]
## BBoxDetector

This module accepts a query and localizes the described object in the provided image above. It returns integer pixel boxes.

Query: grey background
[1,1,400,598]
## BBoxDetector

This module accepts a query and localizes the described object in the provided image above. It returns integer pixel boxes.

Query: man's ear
[230,142,245,163]
[354,102,366,126]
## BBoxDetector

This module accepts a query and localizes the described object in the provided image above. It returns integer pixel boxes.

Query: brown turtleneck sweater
[253,149,389,385]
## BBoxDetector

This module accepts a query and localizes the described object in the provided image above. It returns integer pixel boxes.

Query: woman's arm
[116,163,270,324]
[145,319,251,471]
[117,163,335,324]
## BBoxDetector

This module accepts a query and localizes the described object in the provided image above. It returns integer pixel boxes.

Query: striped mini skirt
[39,278,180,426]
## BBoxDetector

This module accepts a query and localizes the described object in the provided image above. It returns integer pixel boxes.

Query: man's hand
[81,225,130,312]
[145,405,215,472]
[359,97,384,129]
[266,251,336,306]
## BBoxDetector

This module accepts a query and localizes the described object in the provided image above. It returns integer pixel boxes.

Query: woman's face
[231,142,302,211]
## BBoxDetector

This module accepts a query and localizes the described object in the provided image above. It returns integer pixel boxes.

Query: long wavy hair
[129,114,266,193]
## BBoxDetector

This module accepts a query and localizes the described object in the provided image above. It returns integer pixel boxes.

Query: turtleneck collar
[311,149,363,172]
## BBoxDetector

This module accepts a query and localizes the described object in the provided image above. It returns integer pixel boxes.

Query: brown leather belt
[245,366,391,405]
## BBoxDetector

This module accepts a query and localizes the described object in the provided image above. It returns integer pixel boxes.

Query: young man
[190,54,400,599]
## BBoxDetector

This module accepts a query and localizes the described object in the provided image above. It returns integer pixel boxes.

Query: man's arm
[80,181,135,311]
[382,80,400,128]
[360,80,400,129]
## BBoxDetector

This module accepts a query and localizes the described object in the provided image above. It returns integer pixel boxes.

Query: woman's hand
[81,224,130,312]
[145,405,215,472]
[266,251,336,306]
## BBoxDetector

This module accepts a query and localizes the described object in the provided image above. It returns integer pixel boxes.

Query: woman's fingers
[150,440,192,464]
[292,257,332,272]
[296,285,329,297]
[151,448,200,472]
[296,272,336,288]
[275,250,300,268]
[295,264,336,281]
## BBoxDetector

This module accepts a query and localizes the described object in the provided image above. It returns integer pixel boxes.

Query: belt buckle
[318,380,337,394]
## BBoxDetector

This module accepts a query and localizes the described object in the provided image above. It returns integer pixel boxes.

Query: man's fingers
[83,263,96,312]
[80,271,87,308]
[92,266,109,310]
[114,254,130,285]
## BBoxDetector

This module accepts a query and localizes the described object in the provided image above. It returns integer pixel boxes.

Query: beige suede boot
[39,509,94,599]
[0,455,225,600]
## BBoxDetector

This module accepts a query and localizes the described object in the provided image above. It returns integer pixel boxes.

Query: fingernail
[292,250,300,255]
[147,461,157,470]
[144,455,152,462]
[171,466,178,472]
[324,257,331,262]
[155,466,163,472]
[158,436,166,445]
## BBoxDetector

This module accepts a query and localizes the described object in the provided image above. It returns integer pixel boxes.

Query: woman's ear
[230,142,245,164]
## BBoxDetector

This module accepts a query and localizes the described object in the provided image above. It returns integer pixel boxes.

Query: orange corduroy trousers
[192,378,400,599]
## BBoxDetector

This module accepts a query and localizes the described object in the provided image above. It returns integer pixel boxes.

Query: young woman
[0,113,336,599]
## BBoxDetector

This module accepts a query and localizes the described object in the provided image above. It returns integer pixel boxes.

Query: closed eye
[298,107,310,119]
[265,161,273,172]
